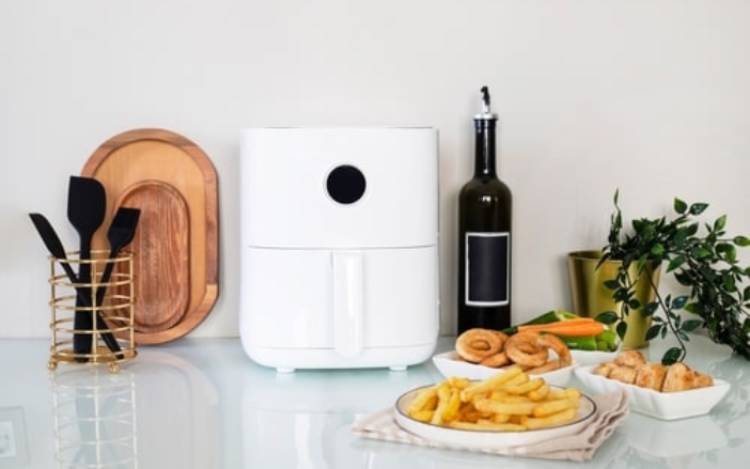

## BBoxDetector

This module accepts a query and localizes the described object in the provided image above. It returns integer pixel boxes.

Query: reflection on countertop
[0,335,748,469]
[50,368,137,468]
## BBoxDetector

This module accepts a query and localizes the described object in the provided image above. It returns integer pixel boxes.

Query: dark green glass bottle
[457,86,513,334]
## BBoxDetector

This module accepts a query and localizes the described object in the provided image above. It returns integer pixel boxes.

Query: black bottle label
[465,232,510,306]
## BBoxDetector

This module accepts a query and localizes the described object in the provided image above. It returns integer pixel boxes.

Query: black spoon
[68,176,107,361]
[28,213,121,355]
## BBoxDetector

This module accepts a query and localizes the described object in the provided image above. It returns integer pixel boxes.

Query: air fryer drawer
[240,246,438,349]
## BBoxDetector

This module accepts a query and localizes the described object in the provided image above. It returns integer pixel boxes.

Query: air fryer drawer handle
[332,251,364,357]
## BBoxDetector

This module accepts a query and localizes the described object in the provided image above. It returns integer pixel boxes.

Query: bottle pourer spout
[481,86,491,114]
[475,85,497,120]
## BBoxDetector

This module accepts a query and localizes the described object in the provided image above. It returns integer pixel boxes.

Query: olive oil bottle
[457,86,513,333]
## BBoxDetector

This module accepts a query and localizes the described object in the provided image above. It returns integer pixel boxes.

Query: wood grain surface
[117,181,190,332]
[82,129,218,344]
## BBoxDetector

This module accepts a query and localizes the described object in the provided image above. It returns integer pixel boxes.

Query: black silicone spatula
[29,213,81,289]
[94,208,141,318]
[28,213,121,355]
[68,176,107,360]
[89,208,141,359]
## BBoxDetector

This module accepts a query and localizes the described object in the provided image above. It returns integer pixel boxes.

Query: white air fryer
[240,128,439,372]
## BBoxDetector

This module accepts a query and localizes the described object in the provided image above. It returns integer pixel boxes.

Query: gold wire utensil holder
[49,250,137,373]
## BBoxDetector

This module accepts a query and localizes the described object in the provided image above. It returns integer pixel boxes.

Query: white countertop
[0,336,748,468]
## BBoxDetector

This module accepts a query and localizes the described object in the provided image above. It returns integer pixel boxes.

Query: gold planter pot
[567,250,661,350]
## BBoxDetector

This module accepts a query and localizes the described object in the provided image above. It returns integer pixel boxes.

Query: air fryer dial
[326,165,366,204]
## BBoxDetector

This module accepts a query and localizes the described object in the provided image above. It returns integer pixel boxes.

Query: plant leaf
[682,319,703,332]
[716,243,737,263]
[662,347,683,365]
[628,299,641,310]
[603,279,620,290]
[616,321,628,340]
[646,325,662,341]
[674,271,691,286]
[613,289,630,302]
[595,311,619,325]
[744,286,750,302]
[637,253,649,271]
[723,274,736,292]
[644,302,660,316]
[734,236,750,247]
[694,247,712,259]
[672,295,688,309]
[690,203,709,215]
[651,243,665,256]
[668,255,686,272]
[674,198,687,214]
[714,215,727,232]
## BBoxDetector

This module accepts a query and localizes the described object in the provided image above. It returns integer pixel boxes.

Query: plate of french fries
[395,365,596,449]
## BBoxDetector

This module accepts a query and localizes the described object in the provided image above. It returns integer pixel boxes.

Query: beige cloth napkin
[352,391,628,462]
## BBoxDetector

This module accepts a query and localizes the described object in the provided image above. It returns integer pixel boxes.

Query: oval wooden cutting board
[82,129,218,344]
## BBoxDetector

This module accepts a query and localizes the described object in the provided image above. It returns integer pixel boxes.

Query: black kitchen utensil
[28,213,122,355]
[29,213,82,292]
[68,176,107,361]
[94,208,141,316]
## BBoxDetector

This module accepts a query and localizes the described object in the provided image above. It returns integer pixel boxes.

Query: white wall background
[1,0,749,338]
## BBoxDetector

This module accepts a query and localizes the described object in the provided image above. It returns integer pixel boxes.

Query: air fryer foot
[389,365,407,372]
[276,367,296,374]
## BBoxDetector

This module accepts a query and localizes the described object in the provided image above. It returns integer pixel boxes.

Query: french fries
[504,378,544,395]
[532,398,578,418]
[430,384,452,425]
[406,367,583,432]
[460,365,523,402]
[528,383,550,401]
[475,398,537,415]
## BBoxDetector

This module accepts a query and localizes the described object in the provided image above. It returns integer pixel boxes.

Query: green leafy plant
[597,190,750,365]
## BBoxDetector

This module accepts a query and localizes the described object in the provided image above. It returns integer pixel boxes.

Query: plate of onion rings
[433,329,578,387]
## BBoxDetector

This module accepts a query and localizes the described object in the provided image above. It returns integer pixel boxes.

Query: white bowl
[393,384,597,450]
[570,349,619,366]
[432,351,575,387]
[575,365,730,420]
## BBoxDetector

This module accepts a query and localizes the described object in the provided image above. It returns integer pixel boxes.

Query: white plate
[570,349,619,366]
[432,351,575,387]
[575,365,730,420]
[394,384,597,450]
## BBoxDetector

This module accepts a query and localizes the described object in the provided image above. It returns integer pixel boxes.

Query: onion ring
[504,332,549,367]
[527,360,562,374]
[505,331,572,370]
[537,333,572,367]
[456,328,504,363]
[480,352,510,368]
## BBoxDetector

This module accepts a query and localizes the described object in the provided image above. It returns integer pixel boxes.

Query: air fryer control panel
[240,128,438,249]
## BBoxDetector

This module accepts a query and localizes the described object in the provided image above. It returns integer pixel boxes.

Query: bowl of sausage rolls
[575,351,730,420]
